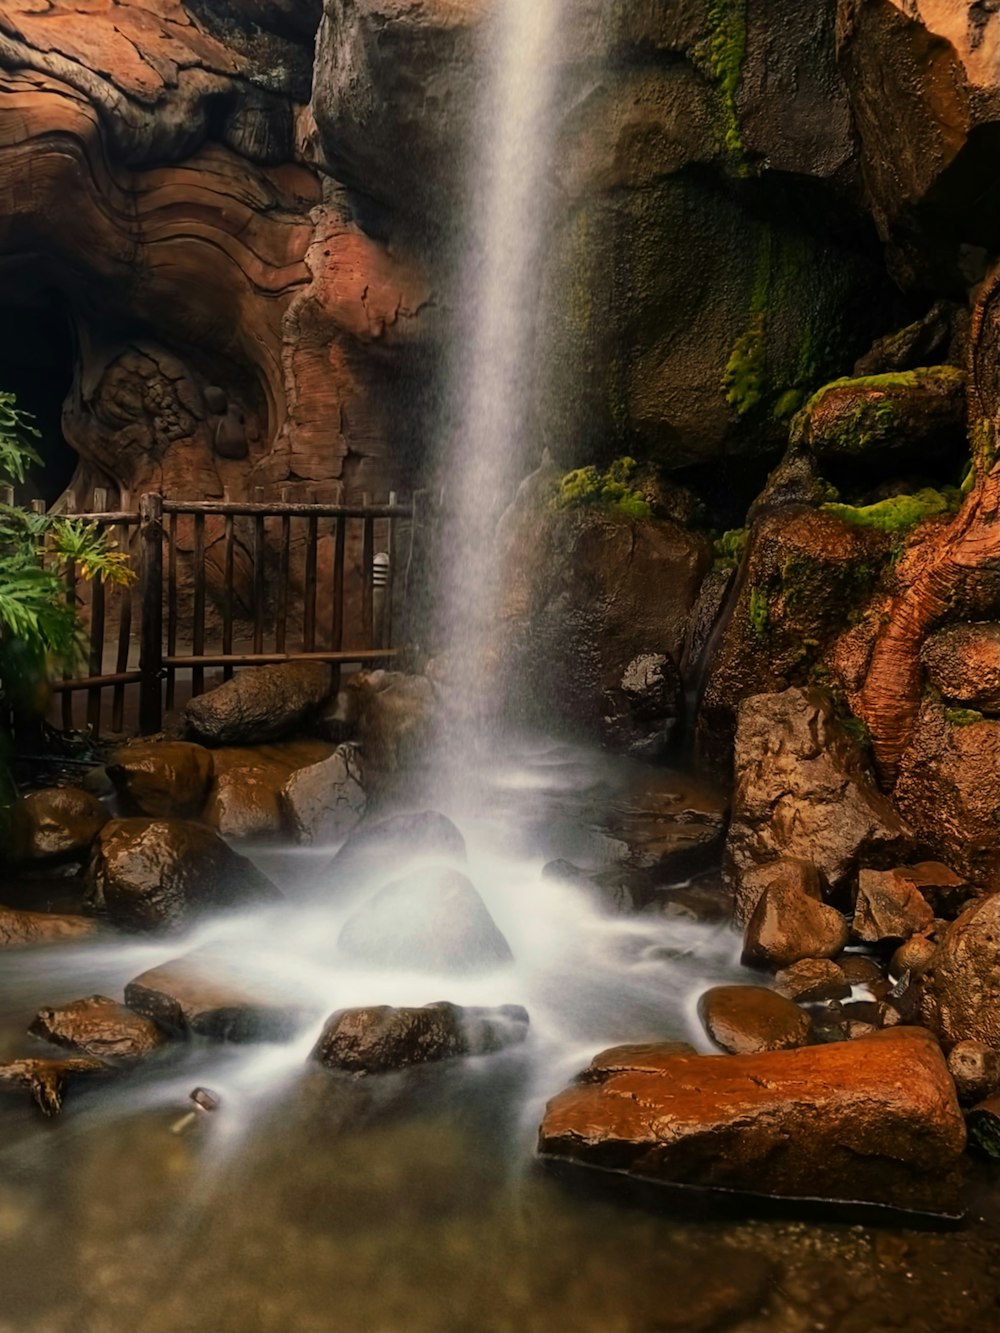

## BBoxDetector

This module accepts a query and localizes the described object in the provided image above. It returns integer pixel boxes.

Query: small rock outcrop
[125,955,306,1042]
[537,1028,966,1212]
[697,985,812,1055]
[10,787,109,864]
[725,687,911,893]
[185,662,333,745]
[853,867,935,943]
[337,865,512,974]
[29,995,166,1064]
[0,907,98,948]
[107,742,214,818]
[919,894,999,1049]
[774,958,850,1003]
[311,1001,529,1075]
[86,819,280,931]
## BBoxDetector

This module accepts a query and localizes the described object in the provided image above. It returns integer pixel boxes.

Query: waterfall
[433,0,565,738]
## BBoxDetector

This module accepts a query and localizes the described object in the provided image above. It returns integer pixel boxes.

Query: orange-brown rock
[742,878,850,971]
[0,906,98,948]
[108,741,214,818]
[697,985,811,1055]
[203,738,335,840]
[919,894,1000,1049]
[774,958,851,1003]
[890,933,937,979]
[733,858,825,929]
[29,995,167,1064]
[922,622,1000,715]
[10,787,108,863]
[947,1040,1000,1107]
[537,1028,966,1212]
[853,866,935,943]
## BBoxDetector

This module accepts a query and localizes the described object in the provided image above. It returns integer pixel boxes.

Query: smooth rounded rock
[312,1001,529,1074]
[10,788,108,864]
[742,879,849,971]
[698,984,812,1055]
[185,661,333,745]
[107,741,214,818]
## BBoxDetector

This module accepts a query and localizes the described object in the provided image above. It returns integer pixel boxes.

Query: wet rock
[725,688,911,895]
[203,740,335,841]
[601,774,727,883]
[0,1056,109,1116]
[0,906,98,948]
[29,995,166,1064]
[538,1028,966,1212]
[774,958,850,1004]
[791,367,965,466]
[966,1095,1000,1160]
[841,1000,887,1030]
[919,894,1000,1049]
[921,623,1000,716]
[580,1042,698,1081]
[890,934,937,980]
[327,809,467,884]
[947,1041,1000,1107]
[874,861,973,921]
[603,652,683,759]
[837,954,884,988]
[894,701,1000,886]
[339,670,436,773]
[742,878,849,971]
[542,859,657,915]
[107,741,214,818]
[853,302,957,376]
[185,662,333,745]
[86,819,281,932]
[853,867,935,943]
[734,858,825,930]
[10,787,109,864]
[281,743,366,845]
[698,985,811,1055]
[338,865,512,974]
[125,956,307,1042]
[656,873,733,925]
[312,1001,529,1075]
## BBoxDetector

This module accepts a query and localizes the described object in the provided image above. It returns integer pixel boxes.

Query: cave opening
[0,293,78,507]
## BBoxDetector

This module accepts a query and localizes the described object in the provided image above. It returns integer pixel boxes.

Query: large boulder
[326,809,467,885]
[724,687,911,894]
[9,788,109,864]
[203,740,336,841]
[894,701,1000,887]
[311,1000,529,1074]
[107,742,214,818]
[85,819,280,931]
[697,985,811,1055]
[0,907,98,948]
[919,894,999,1050]
[337,865,512,974]
[741,878,849,971]
[538,1028,966,1212]
[921,623,1000,715]
[733,857,825,930]
[125,954,307,1041]
[185,662,333,745]
[281,744,366,845]
[29,995,167,1064]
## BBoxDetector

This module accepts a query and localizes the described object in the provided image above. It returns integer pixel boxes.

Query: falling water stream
[0,4,997,1331]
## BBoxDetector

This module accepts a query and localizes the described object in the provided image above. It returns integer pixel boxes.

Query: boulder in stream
[125,955,309,1042]
[698,985,812,1054]
[107,741,214,818]
[741,877,849,971]
[29,995,167,1064]
[327,809,467,884]
[312,1001,529,1075]
[281,743,366,844]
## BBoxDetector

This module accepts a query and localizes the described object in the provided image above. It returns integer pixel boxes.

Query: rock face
[338,866,512,974]
[919,894,999,1049]
[281,744,366,844]
[311,1001,529,1075]
[10,788,108,863]
[725,688,911,893]
[853,867,935,943]
[697,985,811,1055]
[921,623,1000,715]
[203,740,335,840]
[86,819,280,931]
[107,742,214,818]
[0,906,98,948]
[185,663,333,746]
[537,1028,966,1212]
[125,956,306,1041]
[894,701,1000,886]
[29,995,167,1063]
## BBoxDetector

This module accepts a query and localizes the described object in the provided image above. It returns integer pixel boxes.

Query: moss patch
[821,488,960,535]
[713,526,748,570]
[747,586,769,641]
[705,0,749,165]
[944,707,985,727]
[553,457,653,520]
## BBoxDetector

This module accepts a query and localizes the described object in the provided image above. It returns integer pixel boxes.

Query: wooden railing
[42,487,414,737]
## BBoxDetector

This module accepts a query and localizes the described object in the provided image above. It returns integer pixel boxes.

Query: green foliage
[713,526,748,570]
[553,457,653,520]
[944,707,985,728]
[704,0,749,165]
[840,715,872,752]
[723,314,766,416]
[747,586,769,641]
[821,487,960,535]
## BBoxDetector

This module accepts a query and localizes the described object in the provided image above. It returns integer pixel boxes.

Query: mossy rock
[821,487,960,535]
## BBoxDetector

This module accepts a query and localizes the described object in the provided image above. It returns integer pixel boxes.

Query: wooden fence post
[138,492,164,734]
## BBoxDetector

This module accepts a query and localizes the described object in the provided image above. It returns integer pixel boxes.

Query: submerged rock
[698,985,811,1055]
[29,995,167,1064]
[0,1056,109,1116]
[919,894,999,1049]
[125,956,307,1042]
[537,1028,966,1213]
[107,741,214,818]
[311,1001,529,1075]
[281,743,366,845]
[10,787,109,864]
[86,819,281,931]
[185,662,333,745]
[327,809,467,884]
[338,865,512,974]
[0,906,98,948]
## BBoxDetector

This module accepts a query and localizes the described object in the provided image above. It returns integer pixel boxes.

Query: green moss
[772,388,806,421]
[723,314,766,416]
[553,457,653,520]
[713,526,748,570]
[802,366,963,417]
[821,487,960,535]
[841,716,872,752]
[944,707,985,727]
[705,0,748,165]
[800,366,965,453]
[748,586,769,641]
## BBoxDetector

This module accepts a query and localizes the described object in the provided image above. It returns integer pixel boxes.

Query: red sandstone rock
[537,1028,966,1212]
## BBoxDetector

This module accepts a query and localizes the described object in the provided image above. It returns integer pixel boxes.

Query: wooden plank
[61,491,76,732]
[385,490,397,650]
[112,491,135,732]
[252,510,265,655]
[276,509,290,653]
[52,671,142,693]
[361,494,374,649]
[138,493,164,735]
[192,510,205,698]
[222,503,235,681]
[86,487,108,734]
[332,514,346,651]
[303,512,318,652]
[165,509,178,713]
[162,650,400,669]
[162,500,411,519]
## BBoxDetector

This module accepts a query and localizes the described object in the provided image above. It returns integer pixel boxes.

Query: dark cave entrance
[0,294,78,507]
